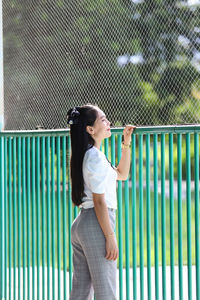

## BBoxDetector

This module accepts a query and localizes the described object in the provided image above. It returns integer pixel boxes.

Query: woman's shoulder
[84,146,104,163]
[83,146,107,175]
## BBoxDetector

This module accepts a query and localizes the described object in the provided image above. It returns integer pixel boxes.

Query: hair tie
[67,107,80,125]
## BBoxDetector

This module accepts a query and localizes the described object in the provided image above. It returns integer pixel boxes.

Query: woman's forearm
[93,195,114,236]
[116,147,131,180]
[116,125,135,181]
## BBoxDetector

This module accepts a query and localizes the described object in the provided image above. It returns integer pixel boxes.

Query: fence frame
[1,125,200,300]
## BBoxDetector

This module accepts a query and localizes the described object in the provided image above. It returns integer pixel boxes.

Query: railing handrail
[1,124,200,136]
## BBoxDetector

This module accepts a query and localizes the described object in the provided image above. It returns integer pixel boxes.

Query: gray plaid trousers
[69,207,117,300]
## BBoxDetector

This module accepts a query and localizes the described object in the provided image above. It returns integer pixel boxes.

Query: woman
[67,104,135,300]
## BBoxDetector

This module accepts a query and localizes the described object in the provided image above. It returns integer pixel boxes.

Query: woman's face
[92,109,111,141]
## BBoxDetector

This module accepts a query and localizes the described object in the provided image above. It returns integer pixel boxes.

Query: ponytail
[67,105,98,206]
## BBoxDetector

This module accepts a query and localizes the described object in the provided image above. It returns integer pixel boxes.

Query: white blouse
[81,146,118,209]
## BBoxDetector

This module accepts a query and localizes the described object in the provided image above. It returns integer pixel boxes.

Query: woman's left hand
[123,125,136,145]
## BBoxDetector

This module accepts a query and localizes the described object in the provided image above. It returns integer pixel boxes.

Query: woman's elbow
[92,193,106,205]
[117,170,129,181]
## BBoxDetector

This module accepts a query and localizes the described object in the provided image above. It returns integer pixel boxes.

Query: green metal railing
[0,126,200,300]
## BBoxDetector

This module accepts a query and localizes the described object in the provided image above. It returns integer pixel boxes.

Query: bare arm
[93,193,113,235]
[116,125,136,181]
[116,147,131,180]
[93,193,118,260]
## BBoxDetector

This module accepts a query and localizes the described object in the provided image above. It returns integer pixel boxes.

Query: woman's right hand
[105,235,119,261]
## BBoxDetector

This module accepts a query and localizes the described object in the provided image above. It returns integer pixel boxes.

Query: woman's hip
[71,207,116,243]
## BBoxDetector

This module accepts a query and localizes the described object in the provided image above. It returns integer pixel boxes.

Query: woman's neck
[94,139,102,150]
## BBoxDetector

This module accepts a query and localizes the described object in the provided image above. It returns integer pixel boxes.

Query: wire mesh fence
[2,0,200,130]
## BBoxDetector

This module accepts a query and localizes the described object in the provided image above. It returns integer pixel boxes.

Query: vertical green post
[186,133,192,300]
[104,138,109,158]
[153,134,159,300]
[57,137,61,300]
[0,1,4,296]
[8,137,12,300]
[27,137,31,300]
[13,137,16,300]
[51,136,55,300]
[0,0,3,132]
[22,137,26,300]
[17,137,21,300]
[41,137,45,300]
[36,137,40,300]
[46,137,51,300]
[4,137,7,300]
[74,206,78,218]
[111,134,115,166]
[31,137,36,300]
[132,135,137,300]
[169,133,175,300]
[161,134,166,300]
[177,133,183,300]
[0,0,4,293]
[117,134,123,300]
[146,134,151,300]
[139,134,144,300]
[194,133,200,300]
[62,136,67,300]
[0,136,5,300]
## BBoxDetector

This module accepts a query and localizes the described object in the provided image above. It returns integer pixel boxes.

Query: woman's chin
[106,131,111,138]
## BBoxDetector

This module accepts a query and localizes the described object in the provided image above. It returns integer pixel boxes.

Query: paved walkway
[117,266,196,300]
[6,265,196,299]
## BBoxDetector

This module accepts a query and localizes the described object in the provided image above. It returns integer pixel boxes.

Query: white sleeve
[84,151,108,194]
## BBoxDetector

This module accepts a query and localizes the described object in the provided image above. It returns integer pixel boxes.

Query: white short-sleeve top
[81,146,118,209]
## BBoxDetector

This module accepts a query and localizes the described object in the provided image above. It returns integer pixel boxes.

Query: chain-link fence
[3,0,200,130]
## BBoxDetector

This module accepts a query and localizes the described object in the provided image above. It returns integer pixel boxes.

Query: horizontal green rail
[0,126,200,300]
[2,124,200,136]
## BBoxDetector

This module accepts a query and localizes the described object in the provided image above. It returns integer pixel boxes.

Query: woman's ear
[86,125,94,135]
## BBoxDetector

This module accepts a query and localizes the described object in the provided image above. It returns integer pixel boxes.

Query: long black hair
[67,104,99,206]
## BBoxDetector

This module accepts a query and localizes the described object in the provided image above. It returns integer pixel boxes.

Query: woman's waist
[80,207,116,213]
[80,198,117,210]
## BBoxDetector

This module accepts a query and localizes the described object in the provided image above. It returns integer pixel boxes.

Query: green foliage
[3,0,200,129]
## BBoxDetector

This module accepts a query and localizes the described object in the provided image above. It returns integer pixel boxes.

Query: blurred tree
[3,0,200,129]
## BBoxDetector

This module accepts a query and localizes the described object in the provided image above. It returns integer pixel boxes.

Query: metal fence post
[0,0,3,132]
[0,0,4,299]
[0,136,4,300]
